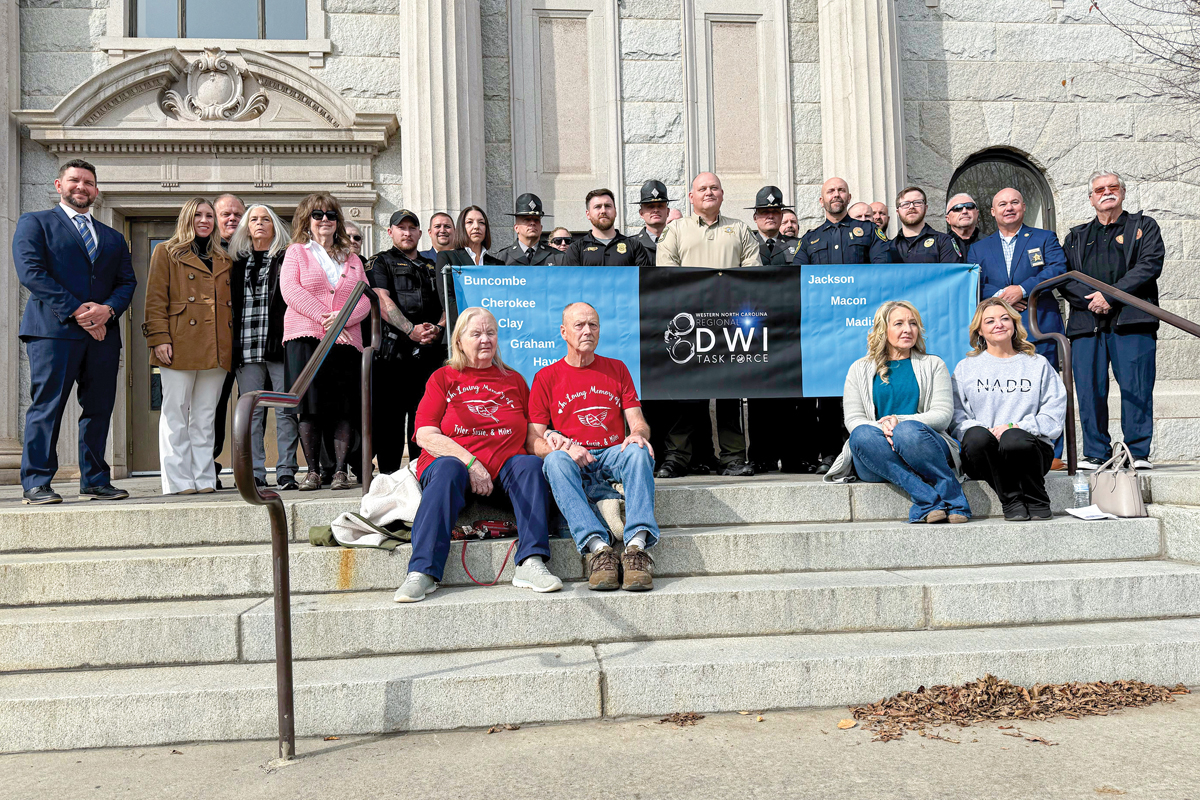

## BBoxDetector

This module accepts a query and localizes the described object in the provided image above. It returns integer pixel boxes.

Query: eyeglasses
[310,209,339,221]
[1091,184,1121,196]
[897,200,926,210]
[348,234,362,242]
[551,237,571,246]
[948,202,977,213]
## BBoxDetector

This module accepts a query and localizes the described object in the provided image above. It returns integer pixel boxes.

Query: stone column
[398,0,487,237]
[816,0,906,209]
[0,0,22,483]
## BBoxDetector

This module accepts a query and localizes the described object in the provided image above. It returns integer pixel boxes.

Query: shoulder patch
[364,257,376,271]
[876,228,888,241]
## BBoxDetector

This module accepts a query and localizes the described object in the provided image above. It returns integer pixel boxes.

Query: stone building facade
[1,0,1196,481]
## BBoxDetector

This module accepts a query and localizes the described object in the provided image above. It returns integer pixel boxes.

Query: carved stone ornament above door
[160,48,269,122]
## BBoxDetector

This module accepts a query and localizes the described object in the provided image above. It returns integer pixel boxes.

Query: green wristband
[466,456,477,469]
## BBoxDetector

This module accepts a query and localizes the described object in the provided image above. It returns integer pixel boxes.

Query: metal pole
[361,291,380,492]
[442,263,455,360]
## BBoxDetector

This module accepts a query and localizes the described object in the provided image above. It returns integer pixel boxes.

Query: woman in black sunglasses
[280,192,372,491]
[435,205,502,329]
[548,227,572,252]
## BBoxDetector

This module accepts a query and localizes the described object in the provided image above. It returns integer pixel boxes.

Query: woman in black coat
[226,204,300,490]
[435,205,502,329]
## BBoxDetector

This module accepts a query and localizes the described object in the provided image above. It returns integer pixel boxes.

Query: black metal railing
[232,280,380,761]
[1027,270,1200,475]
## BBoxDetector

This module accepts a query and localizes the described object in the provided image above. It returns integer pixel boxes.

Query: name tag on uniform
[1028,248,1044,267]
[586,246,598,252]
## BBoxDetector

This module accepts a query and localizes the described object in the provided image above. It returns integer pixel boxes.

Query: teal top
[872,359,919,417]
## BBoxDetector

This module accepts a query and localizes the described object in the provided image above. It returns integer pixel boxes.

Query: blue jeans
[409,455,552,581]
[542,444,660,553]
[849,420,970,522]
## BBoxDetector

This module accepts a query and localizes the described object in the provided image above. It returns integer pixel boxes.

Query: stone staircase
[2,471,1200,753]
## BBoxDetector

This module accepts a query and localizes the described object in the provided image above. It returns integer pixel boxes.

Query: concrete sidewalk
[4,693,1197,800]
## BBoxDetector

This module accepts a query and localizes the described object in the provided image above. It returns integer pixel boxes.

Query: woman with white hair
[228,204,299,490]
[824,300,971,524]
[394,307,561,602]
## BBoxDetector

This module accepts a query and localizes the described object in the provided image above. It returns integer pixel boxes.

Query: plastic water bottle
[1073,471,1090,509]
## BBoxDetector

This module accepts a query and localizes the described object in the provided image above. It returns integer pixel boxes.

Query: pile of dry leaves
[850,674,1190,743]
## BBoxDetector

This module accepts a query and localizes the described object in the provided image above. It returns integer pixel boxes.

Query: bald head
[847,202,872,222]
[819,177,851,221]
[945,192,979,238]
[561,302,601,363]
[990,187,1026,234]
[690,172,725,222]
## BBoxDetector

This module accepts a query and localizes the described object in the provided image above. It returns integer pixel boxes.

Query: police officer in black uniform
[747,185,800,266]
[790,177,891,473]
[890,186,963,263]
[633,180,675,263]
[501,193,559,265]
[365,209,445,474]
[561,188,653,267]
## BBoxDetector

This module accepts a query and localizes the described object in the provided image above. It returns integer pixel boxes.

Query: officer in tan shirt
[651,172,758,479]
[656,173,761,268]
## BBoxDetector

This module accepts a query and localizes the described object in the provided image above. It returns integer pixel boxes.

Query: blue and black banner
[452,263,977,400]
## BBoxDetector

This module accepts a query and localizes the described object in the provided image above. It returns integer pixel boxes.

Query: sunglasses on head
[551,237,571,245]
[310,209,339,221]
[948,202,977,213]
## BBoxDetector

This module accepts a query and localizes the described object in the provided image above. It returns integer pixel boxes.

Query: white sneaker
[1134,459,1154,470]
[512,557,563,593]
[394,571,438,603]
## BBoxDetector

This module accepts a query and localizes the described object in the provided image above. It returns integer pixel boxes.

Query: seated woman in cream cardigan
[823,300,971,524]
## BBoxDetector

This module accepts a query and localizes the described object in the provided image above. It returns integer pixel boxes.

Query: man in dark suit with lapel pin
[967,187,1067,368]
[12,159,137,504]
[748,185,800,266]
[501,193,560,266]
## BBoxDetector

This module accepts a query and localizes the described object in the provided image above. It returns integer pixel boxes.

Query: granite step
[0,516,1161,607]
[6,558,1198,671]
[5,618,1200,753]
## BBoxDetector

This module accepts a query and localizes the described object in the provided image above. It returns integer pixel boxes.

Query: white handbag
[1087,442,1146,518]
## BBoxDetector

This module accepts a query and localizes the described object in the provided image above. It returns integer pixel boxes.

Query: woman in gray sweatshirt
[951,298,1067,521]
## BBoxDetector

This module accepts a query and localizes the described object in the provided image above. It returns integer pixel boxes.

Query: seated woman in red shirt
[394,307,562,602]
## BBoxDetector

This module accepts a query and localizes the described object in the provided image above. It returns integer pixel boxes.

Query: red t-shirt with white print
[413,365,530,479]
[528,355,641,449]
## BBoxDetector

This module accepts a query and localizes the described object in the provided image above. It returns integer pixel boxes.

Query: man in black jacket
[501,193,560,265]
[1061,171,1165,470]
[890,186,962,263]
[748,185,800,266]
[366,209,445,473]
[561,188,652,266]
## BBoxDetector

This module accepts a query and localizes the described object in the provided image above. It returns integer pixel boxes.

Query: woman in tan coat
[141,198,233,495]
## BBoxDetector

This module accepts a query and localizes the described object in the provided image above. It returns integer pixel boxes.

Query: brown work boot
[586,544,620,591]
[620,544,654,591]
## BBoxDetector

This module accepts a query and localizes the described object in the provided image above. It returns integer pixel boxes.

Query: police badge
[924,238,934,248]
[617,242,627,254]
[1028,247,1045,268]
[852,227,864,237]
[1116,234,1125,245]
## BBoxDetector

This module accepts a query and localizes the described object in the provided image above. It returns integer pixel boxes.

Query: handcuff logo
[664,312,696,364]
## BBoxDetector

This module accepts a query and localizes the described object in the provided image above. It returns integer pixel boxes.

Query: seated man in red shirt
[528,302,659,591]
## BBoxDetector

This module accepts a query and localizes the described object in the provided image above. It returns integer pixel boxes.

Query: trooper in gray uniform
[747,185,800,266]
[501,192,560,266]
[633,180,676,263]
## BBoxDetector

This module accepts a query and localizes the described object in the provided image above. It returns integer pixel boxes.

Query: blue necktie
[74,215,98,262]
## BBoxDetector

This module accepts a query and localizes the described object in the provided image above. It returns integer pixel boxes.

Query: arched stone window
[947,149,1056,238]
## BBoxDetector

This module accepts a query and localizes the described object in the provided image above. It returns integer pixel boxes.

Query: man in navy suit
[967,187,1067,367]
[13,159,136,504]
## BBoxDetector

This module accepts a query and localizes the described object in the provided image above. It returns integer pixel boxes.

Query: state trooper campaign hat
[388,208,420,227]
[746,185,793,210]
[507,192,551,217]
[638,179,679,205]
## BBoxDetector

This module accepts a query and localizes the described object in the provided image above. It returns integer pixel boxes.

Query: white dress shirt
[59,201,97,245]
[307,240,343,287]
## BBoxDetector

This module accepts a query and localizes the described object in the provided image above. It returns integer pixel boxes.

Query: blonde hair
[291,192,354,262]
[164,197,228,262]
[866,300,927,382]
[447,307,509,374]
[967,298,1038,356]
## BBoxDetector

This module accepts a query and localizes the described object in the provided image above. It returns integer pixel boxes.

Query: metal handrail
[1026,270,1200,476]
[231,279,380,761]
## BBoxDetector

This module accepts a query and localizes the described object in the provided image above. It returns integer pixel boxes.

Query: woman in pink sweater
[281,192,371,490]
